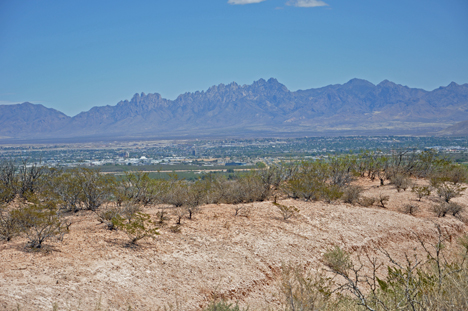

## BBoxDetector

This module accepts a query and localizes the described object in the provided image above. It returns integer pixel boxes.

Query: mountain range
[2,78,468,142]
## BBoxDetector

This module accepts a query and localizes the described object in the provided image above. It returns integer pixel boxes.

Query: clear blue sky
[1,0,467,116]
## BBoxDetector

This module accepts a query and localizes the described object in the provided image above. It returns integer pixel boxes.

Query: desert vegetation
[1,149,468,310]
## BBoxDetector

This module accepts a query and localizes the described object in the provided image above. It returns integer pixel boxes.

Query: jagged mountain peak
[2,78,468,140]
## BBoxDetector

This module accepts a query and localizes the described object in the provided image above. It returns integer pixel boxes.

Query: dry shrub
[321,184,344,203]
[168,225,181,233]
[202,300,245,311]
[359,196,376,207]
[412,185,431,201]
[0,205,21,241]
[390,174,412,192]
[431,202,464,217]
[319,228,468,311]
[432,203,450,217]
[436,182,466,203]
[342,186,362,204]
[273,202,298,220]
[120,202,141,220]
[448,202,464,217]
[279,264,335,311]
[112,212,159,244]
[378,193,390,208]
[13,200,67,249]
[156,209,170,225]
[400,203,419,215]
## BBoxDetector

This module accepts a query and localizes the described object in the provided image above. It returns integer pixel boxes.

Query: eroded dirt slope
[1,179,467,310]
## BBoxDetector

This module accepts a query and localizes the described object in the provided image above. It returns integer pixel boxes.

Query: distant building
[225,162,244,166]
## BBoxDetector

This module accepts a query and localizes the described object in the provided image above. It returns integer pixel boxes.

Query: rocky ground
[1,178,467,310]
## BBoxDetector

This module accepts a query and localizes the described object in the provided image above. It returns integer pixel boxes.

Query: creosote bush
[436,182,466,203]
[432,202,465,218]
[377,193,389,208]
[202,300,245,311]
[342,186,362,205]
[412,185,431,201]
[0,204,20,241]
[273,202,299,220]
[13,198,67,249]
[390,174,411,192]
[359,196,376,207]
[112,212,159,244]
[281,227,468,311]
[400,203,419,215]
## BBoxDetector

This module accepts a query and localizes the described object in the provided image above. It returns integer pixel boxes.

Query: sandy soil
[1,178,467,310]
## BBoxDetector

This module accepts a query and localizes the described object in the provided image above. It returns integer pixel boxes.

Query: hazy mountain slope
[0,102,70,139]
[439,119,468,136]
[2,78,468,140]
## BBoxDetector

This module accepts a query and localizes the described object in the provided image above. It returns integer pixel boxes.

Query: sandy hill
[1,178,467,310]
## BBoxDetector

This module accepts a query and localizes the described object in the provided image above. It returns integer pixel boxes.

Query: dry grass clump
[400,203,420,215]
[359,196,376,207]
[377,193,390,208]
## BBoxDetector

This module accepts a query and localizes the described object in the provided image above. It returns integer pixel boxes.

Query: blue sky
[0,0,467,116]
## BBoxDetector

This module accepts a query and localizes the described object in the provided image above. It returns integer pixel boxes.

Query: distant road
[101,168,258,175]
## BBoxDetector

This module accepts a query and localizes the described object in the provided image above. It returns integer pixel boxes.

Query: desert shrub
[328,155,356,188]
[202,301,245,311]
[96,205,121,230]
[431,164,468,186]
[321,184,344,203]
[17,160,47,199]
[13,199,66,249]
[233,204,246,217]
[173,206,187,225]
[323,245,352,275]
[47,168,84,212]
[390,174,411,192]
[283,160,329,201]
[220,180,244,205]
[446,165,468,184]
[342,186,362,204]
[117,171,166,206]
[319,227,468,311]
[377,193,389,208]
[156,208,170,225]
[257,163,292,191]
[112,212,159,244]
[411,185,431,201]
[273,202,299,220]
[400,203,419,215]
[65,168,116,211]
[0,204,21,241]
[432,203,451,217]
[241,172,271,202]
[359,196,376,207]
[448,202,464,217]
[279,264,334,311]
[120,202,141,219]
[162,178,189,207]
[436,182,466,203]
[0,160,18,203]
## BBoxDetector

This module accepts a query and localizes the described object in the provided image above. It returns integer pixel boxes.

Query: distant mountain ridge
[2,78,468,141]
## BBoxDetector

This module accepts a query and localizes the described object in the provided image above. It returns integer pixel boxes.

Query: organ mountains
[2,78,468,141]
